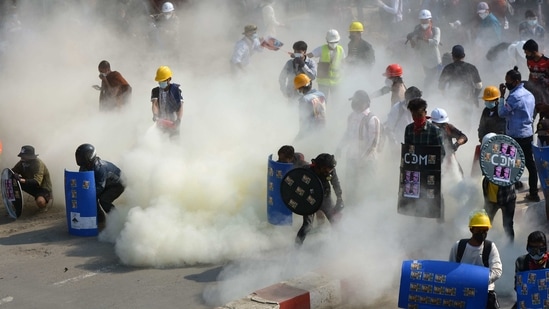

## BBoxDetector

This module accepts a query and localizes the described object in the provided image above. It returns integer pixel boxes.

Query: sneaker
[515,181,524,189]
[525,193,541,202]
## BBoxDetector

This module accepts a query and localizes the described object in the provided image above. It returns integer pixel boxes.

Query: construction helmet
[162,1,175,13]
[75,143,96,167]
[482,86,500,101]
[294,73,311,89]
[349,21,364,32]
[468,210,492,228]
[383,64,403,77]
[155,66,172,81]
[418,9,432,20]
[482,133,497,146]
[430,108,449,124]
[326,29,340,43]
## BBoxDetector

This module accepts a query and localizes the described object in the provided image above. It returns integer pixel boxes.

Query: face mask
[100,72,107,77]
[526,55,535,60]
[505,82,516,91]
[158,81,168,89]
[165,12,173,20]
[479,12,489,19]
[472,231,487,243]
[421,23,429,30]
[528,246,547,260]
[250,33,259,40]
[485,101,496,109]
[328,42,338,49]
[385,78,393,87]
[528,19,538,27]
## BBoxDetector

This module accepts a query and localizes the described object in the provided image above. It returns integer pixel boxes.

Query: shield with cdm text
[480,134,525,186]
[280,168,324,216]
[1,168,24,219]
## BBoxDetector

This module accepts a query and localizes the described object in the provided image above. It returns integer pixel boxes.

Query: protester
[523,39,549,107]
[473,2,502,53]
[149,1,180,51]
[276,145,307,168]
[12,145,52,211]
[75,143,124,224]
[498,66,539,202]
[518,10,545,43]
[385,86,421,145]
[278,41,317,101]
[260,0,284,37]
[346,21,375,70]
[449,210,502,309]
[293,73,326,142]
[478,86,506,142]
[92,60,132,111]
[231,24,263,73]
[151,65,184,138]
[295,153,343,245]
[404,98,445,158]
[307,29,345,102]
[372,63,406,107]
[430,108,468,155]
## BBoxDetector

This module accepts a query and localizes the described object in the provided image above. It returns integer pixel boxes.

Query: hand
[152,115,158,122]
[293,57,305,68]
[173,118,181,127]
[499,83,506,97]
[13,174,21,181]
[98,73,107,80]
[92,85,101,91]
[335,198,344,212]
[452,142,459,152]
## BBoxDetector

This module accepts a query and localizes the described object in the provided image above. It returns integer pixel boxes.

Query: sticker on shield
[280,168,324,216]
[1,168,24,219]
[480,135,525,186]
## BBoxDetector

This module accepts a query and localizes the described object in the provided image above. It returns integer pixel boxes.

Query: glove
[293,57,305,69]
[334,198,344,212]
[13,174,21,181]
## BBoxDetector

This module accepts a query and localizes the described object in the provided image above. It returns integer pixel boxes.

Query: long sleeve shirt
[498,83,535,138]
[449,240,502,291]
[337,109,380,160]
[278,57,317,98]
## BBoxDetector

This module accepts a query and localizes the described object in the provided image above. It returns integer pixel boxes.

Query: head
[75,143,97,169]
[98,60,111,75]
[407,98,428,120]
[482,86,500,109]
[505,66,522,91]
[536,118,549,144]
[161,1,175,19]
[404,86,422,104]
[468,210,491,243]
[294,73,312,94]
[348,21,363,40]
[451,45,465,61]
[441,52,453,66]
[418,9,432,29]
[383,63,403,79]
[311,153,336,177]
[243,24,258,40]
[350,90,370,112]
[155,65,172,89]
[292,41,307,57]
[525,10,538,26]
[477,2,490,19]
[17,145,38,161]
[277,145,295,163]
[523,39,539,60]
[325,29,340,50]
[527,231,548,261]
[430,108,449,125]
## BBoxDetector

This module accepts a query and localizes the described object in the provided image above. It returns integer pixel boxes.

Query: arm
[302,58,317,80]
[488,243,503,284]
[378,0,399,15]
[94,165,107,196]
[329,169,343,199]
[429,27,441,46]
[278,62,291,96]
[365,116,381,156]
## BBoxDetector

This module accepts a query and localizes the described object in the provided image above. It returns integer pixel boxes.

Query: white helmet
[162,1,175,13]
[430,108,449,124]
[418,9,432,20]
[482,133,497,146]
[326,29,340,43]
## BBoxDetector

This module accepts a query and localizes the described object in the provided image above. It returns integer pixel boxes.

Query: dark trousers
[487,290,499,309]
[97,184,124,214]
[514,136,538,196]
[484,198,516,242]
[296,198,341,245]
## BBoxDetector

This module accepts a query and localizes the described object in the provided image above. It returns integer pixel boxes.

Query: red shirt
[527,55,549,88]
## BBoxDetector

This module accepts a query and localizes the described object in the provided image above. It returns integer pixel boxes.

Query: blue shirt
[498,83,535,138]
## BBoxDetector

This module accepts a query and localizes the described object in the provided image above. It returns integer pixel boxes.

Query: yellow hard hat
[349,21,364,32]
[155,66,172,81]
[482,86,500,101]
[468,210,492,228]
[294,73,311,89]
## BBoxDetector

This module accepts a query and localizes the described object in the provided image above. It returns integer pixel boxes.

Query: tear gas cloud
[0,1,538,306]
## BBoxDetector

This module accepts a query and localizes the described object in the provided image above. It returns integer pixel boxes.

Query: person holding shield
[12,145,52,211]
[295,153,344,246]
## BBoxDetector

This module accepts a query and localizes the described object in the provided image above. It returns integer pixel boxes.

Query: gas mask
[528,246,547,261]
[328,42,338,50]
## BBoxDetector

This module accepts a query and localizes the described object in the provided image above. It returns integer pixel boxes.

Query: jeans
[513,136,538,196]
[485,198,516,242]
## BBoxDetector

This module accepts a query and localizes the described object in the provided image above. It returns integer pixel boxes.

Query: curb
[216,271,346,309]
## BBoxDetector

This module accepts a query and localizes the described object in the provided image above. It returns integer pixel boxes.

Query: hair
[405,86,422,102]
[525,9,536,18]
[528,231,547,247]
[292,41,307,52]
[407,98,427,113]
[277,145,295,158]
[506,66,521,82]
[523,39,539,52]
[312,153,336,168]
[351,90,370,112]
[98,60,110,70]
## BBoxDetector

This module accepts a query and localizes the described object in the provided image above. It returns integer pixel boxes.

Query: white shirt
[449,241,502,291]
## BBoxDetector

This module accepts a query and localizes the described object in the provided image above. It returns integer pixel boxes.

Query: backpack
[359,112,386,154]
[456,239,492,267]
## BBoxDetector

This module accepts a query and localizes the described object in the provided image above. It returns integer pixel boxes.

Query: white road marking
[53,264,119,287]
[0,296,14,305]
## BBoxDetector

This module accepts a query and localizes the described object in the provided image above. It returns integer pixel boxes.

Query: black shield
[1,168,24,219]
[280,168,324,216]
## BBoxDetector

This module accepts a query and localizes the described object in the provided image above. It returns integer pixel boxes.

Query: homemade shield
[515,268,549,308]
[280,168,323,216]
[266,155,293,225]
[64,170,98,236]
[397,144,442,219]
[1,168,23,219]
[479,134,525,186]
[399,260,489,309]
[533,144,549,191]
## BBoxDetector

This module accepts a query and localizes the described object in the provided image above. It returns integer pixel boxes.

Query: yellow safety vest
[317,45,344,86]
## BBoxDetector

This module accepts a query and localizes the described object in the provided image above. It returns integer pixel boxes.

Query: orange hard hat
[383,64,403,77]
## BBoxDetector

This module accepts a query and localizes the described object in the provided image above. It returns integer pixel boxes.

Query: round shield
[479,135,525,186]
[280,168,324,216]
[1,168,24,218]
